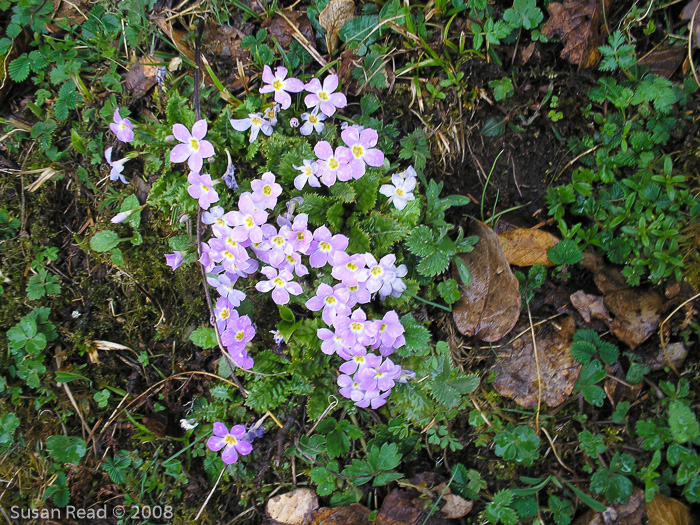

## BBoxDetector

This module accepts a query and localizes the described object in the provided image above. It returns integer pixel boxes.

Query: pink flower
[308,227,348,268]
[250,172,282,210]
[259,66,305,110]
[170,120,215,173]
[306,283,351,325]
[207,423,252,464]
[187,172,219,210]
[165,251,183,270]
[293,160,320,190]
[314,141,353,186]
[299,111,326,136]
[110,108,134,142]
[231,192,268,244]
[304,75,347,116]
[379,173,417,211]
[221,311,256,351]
[338,127,384,178]
[230,113,273,143]
[255,267,302,305]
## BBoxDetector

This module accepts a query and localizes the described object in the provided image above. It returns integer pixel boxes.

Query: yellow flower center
[351,322,363,332]
[304,167,313,176]
[216,218,226,226]
[309,114,318,124]
[190,138,200,151]
[263,185,272,195]
[272,79,283,90]
[376,372,385,378]
[119,122,126,131]
[318,91,329,101]
[273,277,285,286]
[226,238,237,247]
[396,188,405,197]
[272,236,284,246]
[347,262,357,271]
[235,330,245,341]
[328,158,339,170]
[245,215,255,228]
[370,266,382,276]
[220,309,230,320]
[201,184,209,192]
[380,323,387,332]
[320,241,331,251]
[224,435,237,446]
[352,145,364,158]
[325,296,337,305]
[223,250,234,260]
[297,232,305,240]
[252,117,262,126]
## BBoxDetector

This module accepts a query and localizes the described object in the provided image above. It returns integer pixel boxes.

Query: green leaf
[342,459,374,485]
[46,435,87,464]
[417,250,451,277]
[494,425,541,466]
[361,94,381,116]
[347,225,370,253]
[590,468,634,504]
[352,171,380,213]
[310,465,337,496]
[90,230,121,252]
[548,239,583,265]
[364,212,407,251]
[453,256,471,285]
[437,279,460,305]
[578,430,606,457]
[429,354,479,408]
[405,225,435,256]
[399,314,431,356]
[575,360,607,406]
[338,15,380,52]
[326,201,345,231]
[485,489,519,525]
[190,327,218,349]
[0,413,20,446]
[326,429,350,459]
[8,54,30,82]
[300,194,334,226]
[565,482,607,512]
[55,371,91,384]
[669,400,700,444]
[481,116,506,137]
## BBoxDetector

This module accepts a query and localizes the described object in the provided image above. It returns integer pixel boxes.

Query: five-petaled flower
[259,66,305,110]
[299,111,326,136]
[170,120,215,173]
[304,75,347,116]
[338,126,385,179]
[379,172,417,210]
[230,113,273,143]
[110,108,134,143]
[255,266,302,305]
[104,147,129,184]
[207,423,253,464]
[187,172,220,210]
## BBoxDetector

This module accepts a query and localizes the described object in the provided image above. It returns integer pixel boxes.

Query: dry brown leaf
[492,316,580,408]
[499,228,560,267]
[375,489,451,525]
[581,252,628,294]
[639,46,686,79]
[573,488,645,525]
[265,489,319,525]
[646,493,693,525]
[319,0,356,55]
[681,0,700,49]
[570,290,612,323]
[643,342,688,373]
[311,504,370,524]
[452,221,521,342]
[125,55,159,98]
[542,0,614,68]
[605,288,663,349]
[263,12,316,49]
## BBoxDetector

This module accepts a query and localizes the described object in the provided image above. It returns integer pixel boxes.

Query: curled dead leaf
[492,316,580,408]
[605,288,663,349]
[639,46,686,79]
[319,0,356,55]
[681,0,700,49]
[570,290,612,324]
[311,503,370,524]
[265,488,319,525]
[375,488,451,525]
[125,55,159,98]
[263,12,315,49]
[498,228,560,267]
[452,221,521,342]
[646,493,693,525]
[542,0,614,68]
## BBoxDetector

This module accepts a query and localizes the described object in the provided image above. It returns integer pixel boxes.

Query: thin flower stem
[195,466,226,521]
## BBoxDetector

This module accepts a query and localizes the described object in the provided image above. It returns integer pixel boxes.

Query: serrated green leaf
[347,224,370,253]
[429,354,479,408]
[342,459,374,485]
[417,250,451,277]
[300,194,334,226]
[90,230,121,252]
[669,400,700,444]
[399,314,431,356]
[548,239,583,265]
[405,225,434,256]
[8,54,30,82]
[326,201,345,231]
[352,171,380,213]
[364,212,407,251]
[190,327,217,349]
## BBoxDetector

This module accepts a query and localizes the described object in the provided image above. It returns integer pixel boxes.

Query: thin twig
[658,291,700,377]
[196,466,226,520]
[527,304,542,433]
[541,427,575,474]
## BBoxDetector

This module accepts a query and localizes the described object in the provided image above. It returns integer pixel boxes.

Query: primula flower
[230,113,273,143]
[187,172,219,210]
[304,75,347,116]
[250,172,282,210]
[221,311,256,351]
[255,267,302,305]
[338,127,384,178]
[299,111,326,136]
[285,213,312,254]
[334,308,378,349]
[380,172,417,211]
[223,149,238,189]
[317,327,354,359]
[207,423,252,464]
[231,192,268,244]
[214,296,236,332]
[104,147,129,184]
[165,251,184,270]
[314,141,353,186]
[202,205,225,225]
[260,66,305,110]
[277,250,309,277]
[199,242,215,273]
[293,160,321,190]
[358,356,402,392]
[306,283,351,325]
[170,120,215,173]
[208,273,246,303]
[339,351,381,376]
[373,310,406,355]
[111,212,129,224]
[228,346,255,369]
[331,252,369,287]
[308,227,348,268]
[343,283,372,307]
[337,374,366,403]
[110,108,134,143]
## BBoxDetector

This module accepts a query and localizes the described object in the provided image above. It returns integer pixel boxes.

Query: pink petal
[283,78,305,93]
[188,154,203,173]
[236,440,253,456]
[231,425,246,439]
[329,92,347,108]
[341,127,360,146]
[259,84,275,94]
[306,296,324,311]
[262,65,275,84]
[360,128,378,148]
[172,123,191,143]
[304,93,320,109]
[198,140,215,159]
[221,445,239,464]
[170,144,191,163]
[363,148,385,167]
[112,108,121,123]
[314,141,333,160]
[192,120,208,140]
[230,118,252,132]
[287,282,302,296]
[213,422,229,436]
[305,78,322,93]
[275,90,292,110]
[256,281,275,293]
[275,66,288,80]
[320,101,336,116]
[323,74,339,93]
[207,436,226,451]
[272,287,290,305]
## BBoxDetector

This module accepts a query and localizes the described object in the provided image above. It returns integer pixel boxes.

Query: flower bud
[111,212,129,223]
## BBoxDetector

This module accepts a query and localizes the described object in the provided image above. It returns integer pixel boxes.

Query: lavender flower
[380,172,417,211]
[338,126,385,179]
[221,311,256,351]
[259,66,305,110]
[104,147,129,184]
[299,111,326,136]
[255,267,302,305]
[207,423,252,464]
[170,120,215,173]
[187,172,219,210]
[304,75,347,116]
[250,172,282,210]
[165,251,184,270]
[314,141,353,186]
[230,113,273,143]
[293,160,321,190]
[305,283,351,325]
[110,108,134,143]
[308,227,348,268]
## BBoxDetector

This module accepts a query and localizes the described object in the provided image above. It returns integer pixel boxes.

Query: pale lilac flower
[335,308,378,349]
[343,283,371,307]
[380,172,417,211]
[356,389,390,409]
[207,423,252,464]
[230,113,273,143]
[228,346,254,369]
[308,227,348,268]
[209,235,250,267]
[338,374,365,403]
[286,213,312,254]
[372,310,406,355]
[306,283,351,325]
[277,250,309,277]
[180,418,198,431]
[397,165,417,181]
[314,141,353,186]
[232,192,268,244]
[358,356,402,392]
[165,251,183,270]
[263,104,280,126]
[259,66,305,110]
[255,267,302,305]
[214,296,236,332]
[381,262,408,300]
[318,327,353,359]
[290,117,299,128]
[104,147,129,184]
[170,120,215,173]
[202,206,225,225]
[293,160,321,190]
[338,127,384,178]
[199,242,215,273]
[110,108,134,142]
[221,311,256,350]
[250,172,282,210]
[397,369,416,383]
[207,273,246,303]
[304,75,347,116]
[299,111,326,136]
[261,226,293,267]
[270,329,285,345]
[339,351,381,376]
[331,252,369,287]
[111,212,129,224]
[187,172,219,210]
